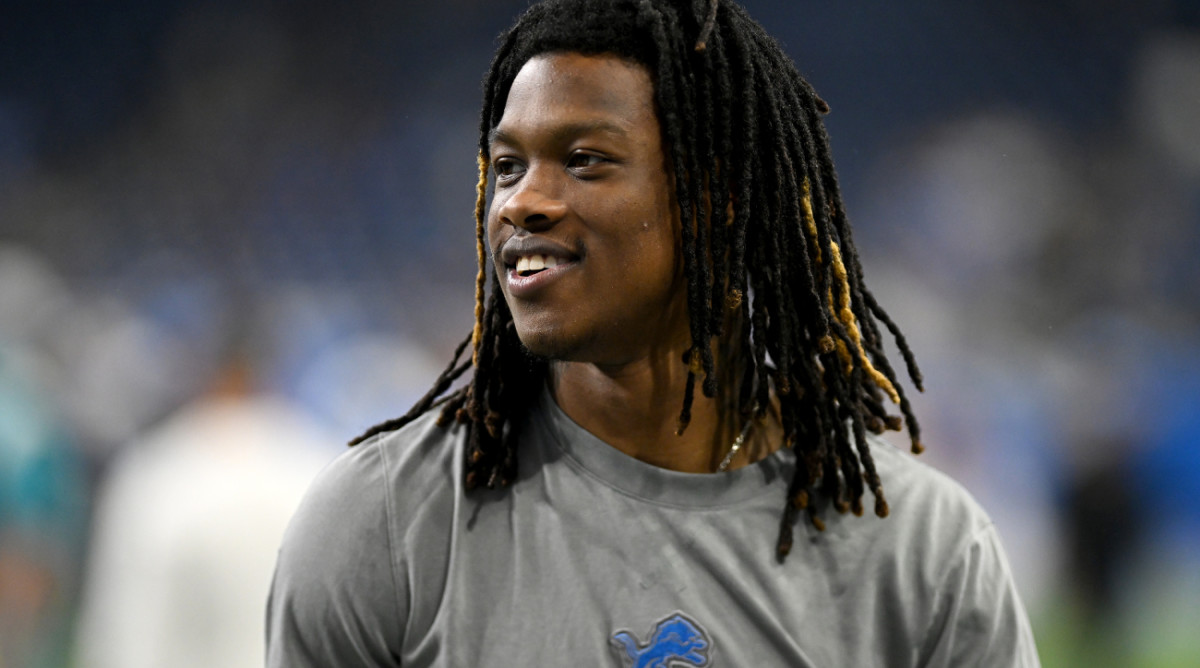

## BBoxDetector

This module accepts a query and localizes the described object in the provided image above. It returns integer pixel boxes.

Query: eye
[566,152,607,171]
[493,157,525,181]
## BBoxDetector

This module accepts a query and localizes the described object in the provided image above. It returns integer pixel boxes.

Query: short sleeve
[918,523,1041,668]
[266,438,406,667]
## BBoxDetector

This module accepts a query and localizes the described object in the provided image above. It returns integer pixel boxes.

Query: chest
[396,479,928,667]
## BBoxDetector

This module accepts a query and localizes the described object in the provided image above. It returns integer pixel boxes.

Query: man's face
[487,52,688,366]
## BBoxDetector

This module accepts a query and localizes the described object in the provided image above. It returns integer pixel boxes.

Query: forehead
[493,52,659,142]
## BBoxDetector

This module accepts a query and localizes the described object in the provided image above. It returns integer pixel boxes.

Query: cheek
[643,195,682,274]
[626,221,682,285]
[484,205,506,253]
[485,197,501,231]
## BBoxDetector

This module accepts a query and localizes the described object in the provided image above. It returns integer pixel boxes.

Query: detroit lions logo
[610,612,713,668]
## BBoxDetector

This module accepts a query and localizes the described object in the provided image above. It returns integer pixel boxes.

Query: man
[267,1,1040,665]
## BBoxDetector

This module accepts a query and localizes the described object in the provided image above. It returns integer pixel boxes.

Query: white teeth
[514,254,564,275]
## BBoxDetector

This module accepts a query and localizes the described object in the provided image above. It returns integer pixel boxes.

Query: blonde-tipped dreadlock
[471,152,490,365]
[828,241,900,405]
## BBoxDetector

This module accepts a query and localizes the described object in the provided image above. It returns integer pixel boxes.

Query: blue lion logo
[611,612,713,668]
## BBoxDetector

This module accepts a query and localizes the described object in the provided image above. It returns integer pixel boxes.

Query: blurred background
[1,0,1197,665]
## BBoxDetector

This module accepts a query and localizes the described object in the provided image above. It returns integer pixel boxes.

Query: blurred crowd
[1,1,1197,666]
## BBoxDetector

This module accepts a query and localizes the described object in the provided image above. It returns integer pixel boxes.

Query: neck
[549,348,748,473]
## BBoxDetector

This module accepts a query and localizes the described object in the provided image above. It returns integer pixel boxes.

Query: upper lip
[497,235,580,267]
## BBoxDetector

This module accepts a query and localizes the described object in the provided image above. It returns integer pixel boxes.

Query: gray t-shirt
[267,390,1039,666]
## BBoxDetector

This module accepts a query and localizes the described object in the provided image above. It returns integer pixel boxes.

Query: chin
[515,328,581,362]
[511,319,600,363]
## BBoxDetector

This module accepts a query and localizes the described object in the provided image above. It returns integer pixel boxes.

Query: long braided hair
[352,0,925,561]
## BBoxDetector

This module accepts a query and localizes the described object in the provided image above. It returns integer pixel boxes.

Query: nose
[494,164,568,231]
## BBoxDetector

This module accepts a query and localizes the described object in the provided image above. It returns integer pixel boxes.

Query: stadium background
[1,1,1198,665]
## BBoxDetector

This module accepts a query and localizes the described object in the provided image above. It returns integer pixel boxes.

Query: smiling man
[491,53,685,371]
[266,1,1039,666]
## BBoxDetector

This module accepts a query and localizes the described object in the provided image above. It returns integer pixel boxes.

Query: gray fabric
[267,390,1039,666]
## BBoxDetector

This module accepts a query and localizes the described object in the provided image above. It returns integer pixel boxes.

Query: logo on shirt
[610,611,713,668]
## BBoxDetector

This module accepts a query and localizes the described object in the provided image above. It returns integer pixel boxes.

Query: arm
[917,523,1040,668]
[266,440,406,667]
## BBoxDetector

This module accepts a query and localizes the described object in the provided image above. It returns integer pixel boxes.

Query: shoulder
[868,435,995,547]
[809,435,996,576]
[274,408,464,573]
[861,436,1040,667]
[266,409,464,666]
[851,436,1004,601]
[296,408,465,521]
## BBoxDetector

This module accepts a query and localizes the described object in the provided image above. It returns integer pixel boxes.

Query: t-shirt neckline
[532,387,794,509]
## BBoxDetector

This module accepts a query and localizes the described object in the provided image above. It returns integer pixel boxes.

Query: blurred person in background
[0,246,88,668]
[267,0,1037,665]
[0,341,87,668]
[72,309,335,668]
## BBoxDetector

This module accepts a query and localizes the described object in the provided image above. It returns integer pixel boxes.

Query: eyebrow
[488,119,631,149]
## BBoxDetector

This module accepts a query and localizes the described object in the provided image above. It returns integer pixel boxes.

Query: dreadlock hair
[351,0,926,562]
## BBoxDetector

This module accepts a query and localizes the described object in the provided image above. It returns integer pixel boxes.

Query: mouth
[498,237,581,287]
[512,253,565,277]
[500,246,580,298]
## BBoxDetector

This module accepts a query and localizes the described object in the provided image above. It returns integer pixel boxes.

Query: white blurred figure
[73,354,336,668]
